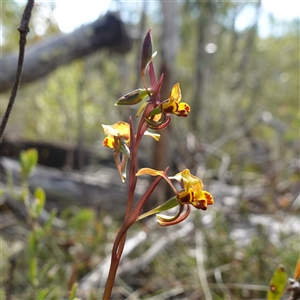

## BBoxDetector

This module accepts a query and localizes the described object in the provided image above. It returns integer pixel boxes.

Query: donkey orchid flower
[136,168,214,225]
[172,169,214,210]
[144,83,190,129]
[161,83,190,117]
[102,121,131,155]
[102,122,130,182]
[102,122,160,182]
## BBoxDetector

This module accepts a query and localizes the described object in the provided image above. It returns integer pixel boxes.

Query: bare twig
[206,110,261,151]
[195,230,213,300]
[141,287,185,300]
[207,283,268,292]
[0,0,34,142]
[205,262,239,277]
[214,267,238,300]
[201,142,231,184]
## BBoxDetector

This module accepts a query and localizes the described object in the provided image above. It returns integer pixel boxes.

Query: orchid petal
[102,124,120,137]
[157,205,191,226]
[136,168,165,177]
[144,131,161,141]
[160,83,190,117]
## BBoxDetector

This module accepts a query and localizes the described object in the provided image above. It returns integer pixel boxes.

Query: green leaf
[267,264,287,300]
[37,289,49,299]
[136,196,179,221]
[68,282,78,300]
[34,187,46,216]
[28,232,36,256]
[27,148,38,171]
[19,148,38,179]
[19,150,29,178]
[29,257,38,285]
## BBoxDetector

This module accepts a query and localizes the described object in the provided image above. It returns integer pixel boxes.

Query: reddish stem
[103,116,152,299]
[103,57,166,299]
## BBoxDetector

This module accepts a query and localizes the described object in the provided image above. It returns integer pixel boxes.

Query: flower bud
[141,28,153,77]
[115,89,152,106]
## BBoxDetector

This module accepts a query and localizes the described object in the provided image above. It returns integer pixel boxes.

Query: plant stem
[102,124,139,299]
[103,173,162,299]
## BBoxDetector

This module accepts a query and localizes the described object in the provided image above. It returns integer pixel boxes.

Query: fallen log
[1,13,132,93]
[0,137,95,170]
[0,157,147,219]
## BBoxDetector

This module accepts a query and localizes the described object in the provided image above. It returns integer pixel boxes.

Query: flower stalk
[101,29,214,299]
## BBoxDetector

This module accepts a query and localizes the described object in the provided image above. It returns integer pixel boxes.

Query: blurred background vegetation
[0,1,299,299]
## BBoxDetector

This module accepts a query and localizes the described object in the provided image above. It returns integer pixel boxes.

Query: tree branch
[0,0,34,142]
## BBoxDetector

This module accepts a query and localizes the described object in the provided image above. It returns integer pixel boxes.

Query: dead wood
[1,13,132,93]
[0,157,147,219]
[0,137,95,170]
